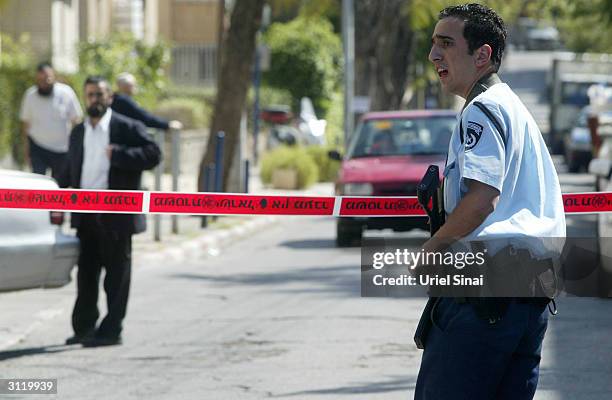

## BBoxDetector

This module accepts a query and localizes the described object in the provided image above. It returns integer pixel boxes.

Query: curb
[134,215,280,266]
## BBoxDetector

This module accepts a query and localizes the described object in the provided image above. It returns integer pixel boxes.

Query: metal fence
[170,44,218,87]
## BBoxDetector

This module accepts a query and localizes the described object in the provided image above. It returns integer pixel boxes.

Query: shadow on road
[0,344,79,362]
[279,239,337,249]
[275,375,415,397]
[171,265,363,297]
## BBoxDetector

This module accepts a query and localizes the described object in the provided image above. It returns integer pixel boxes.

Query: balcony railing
[170,44,217,87]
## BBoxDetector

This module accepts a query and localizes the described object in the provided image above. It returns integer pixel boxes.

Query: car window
[347,116,456,158]
[561,82,612,106]
[562,82,594,106]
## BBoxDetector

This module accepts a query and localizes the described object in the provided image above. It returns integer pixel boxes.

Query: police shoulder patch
[464,121,484,151]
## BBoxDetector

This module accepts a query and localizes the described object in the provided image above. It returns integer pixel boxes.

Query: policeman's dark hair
[36,61,53,72]
[84,75,111,91]
[439,3,507,70]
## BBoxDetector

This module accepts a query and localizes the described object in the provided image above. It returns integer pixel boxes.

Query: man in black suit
[59,76,161,347]
[111,72,183,130]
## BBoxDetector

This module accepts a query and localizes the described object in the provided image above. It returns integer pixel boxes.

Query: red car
[330,110,457,246]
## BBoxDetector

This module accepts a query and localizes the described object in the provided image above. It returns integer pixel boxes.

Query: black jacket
[111,93,170,130]
[59,112,162,234]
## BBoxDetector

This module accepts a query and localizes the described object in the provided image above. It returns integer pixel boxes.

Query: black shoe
[82,335,122,347]
[65,331,94,345]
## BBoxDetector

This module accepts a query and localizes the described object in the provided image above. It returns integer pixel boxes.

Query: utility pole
[342,0,355,149]
[252,4,270,165]
[216,0,225,87]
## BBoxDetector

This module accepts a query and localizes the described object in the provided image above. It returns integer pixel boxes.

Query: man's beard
[37,85,54,96]
[87,104,107,118]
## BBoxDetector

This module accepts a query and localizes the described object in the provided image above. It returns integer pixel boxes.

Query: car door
[0,208,56,291]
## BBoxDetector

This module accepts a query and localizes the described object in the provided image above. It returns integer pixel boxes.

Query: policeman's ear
[474,44,493,68]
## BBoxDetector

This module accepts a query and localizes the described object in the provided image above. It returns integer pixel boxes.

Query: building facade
[0,0,80,73]
[1,0,220,82]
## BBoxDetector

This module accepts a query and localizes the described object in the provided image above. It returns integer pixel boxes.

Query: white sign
[352,96,370,113]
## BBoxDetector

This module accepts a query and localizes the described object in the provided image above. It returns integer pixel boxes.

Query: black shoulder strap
[460,101,507,148]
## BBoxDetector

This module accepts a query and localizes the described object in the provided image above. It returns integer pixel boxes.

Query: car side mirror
[328,150,342,161]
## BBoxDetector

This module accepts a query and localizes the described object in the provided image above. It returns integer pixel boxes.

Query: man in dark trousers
[111,72,183,130]
[60,76,161,347]
[415,4,565,399]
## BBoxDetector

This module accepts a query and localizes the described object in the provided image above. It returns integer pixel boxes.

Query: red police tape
[0,188,612,216]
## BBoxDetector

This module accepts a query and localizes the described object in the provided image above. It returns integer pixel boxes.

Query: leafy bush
[305,146,340,182]
[263,16,342,118]
[260,146,319,189]
[0,34,34,163]
[77,33,171,109]
[153,97,208,129]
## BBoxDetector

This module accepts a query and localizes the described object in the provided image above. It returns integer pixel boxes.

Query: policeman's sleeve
[460,105,506,192]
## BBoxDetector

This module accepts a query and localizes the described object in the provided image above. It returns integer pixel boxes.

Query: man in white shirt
[20,62,82,178]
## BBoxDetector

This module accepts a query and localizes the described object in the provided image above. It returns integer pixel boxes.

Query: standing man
[59,76,161,347]
[416,4,565,400]
[111,72,183,130]
[20,62,83,178]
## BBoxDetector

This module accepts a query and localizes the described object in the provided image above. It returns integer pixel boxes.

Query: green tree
[198,0,266,192]
[263,15,341,117]
[0,34,33,163]
[549,0,612,53]
[77,33,170,108]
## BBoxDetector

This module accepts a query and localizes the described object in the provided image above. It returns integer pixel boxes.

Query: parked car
[0,169,79,292]
[330,110,457,246]
[588,110,612,296]
[525,26,561,50]
[509,18,561,51]
[565,107,593,172]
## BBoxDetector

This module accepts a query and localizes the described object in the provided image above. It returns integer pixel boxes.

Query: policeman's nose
[429,46,442,64]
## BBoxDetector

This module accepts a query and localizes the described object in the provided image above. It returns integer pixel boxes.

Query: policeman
[415,4,566,400]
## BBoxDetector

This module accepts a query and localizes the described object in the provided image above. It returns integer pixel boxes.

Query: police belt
[452,245,556,322]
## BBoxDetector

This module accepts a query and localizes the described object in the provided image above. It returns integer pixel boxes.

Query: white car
[0,169,79,292]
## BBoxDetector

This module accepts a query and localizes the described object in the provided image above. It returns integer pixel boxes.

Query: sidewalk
[130,166,335,275]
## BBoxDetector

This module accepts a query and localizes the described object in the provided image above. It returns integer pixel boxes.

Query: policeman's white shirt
[19,83,83,153]
[444,82,566,256]
[81,109,112,190]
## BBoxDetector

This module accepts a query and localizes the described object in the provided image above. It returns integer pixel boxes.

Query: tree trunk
[354,0,414,112]
[198,0,264,192]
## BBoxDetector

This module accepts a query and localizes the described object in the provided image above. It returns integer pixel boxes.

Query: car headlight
[343,183,374,196]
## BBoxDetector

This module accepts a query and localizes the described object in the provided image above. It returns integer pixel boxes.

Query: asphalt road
[0,169,610,400]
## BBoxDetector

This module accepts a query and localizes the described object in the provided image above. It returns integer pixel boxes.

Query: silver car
[0,169,79,292]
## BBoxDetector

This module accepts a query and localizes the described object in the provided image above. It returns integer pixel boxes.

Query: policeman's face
[84,82,113,118]
[429,17,479,98]
[36,67,55,96]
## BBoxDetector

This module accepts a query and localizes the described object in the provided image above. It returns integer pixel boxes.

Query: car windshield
[346,116,456,158]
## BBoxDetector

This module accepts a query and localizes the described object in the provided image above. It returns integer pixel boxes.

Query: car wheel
[336,221,363,247]
[599,268,612,298]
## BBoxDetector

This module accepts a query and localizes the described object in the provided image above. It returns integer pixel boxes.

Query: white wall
[51,0,79,73]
